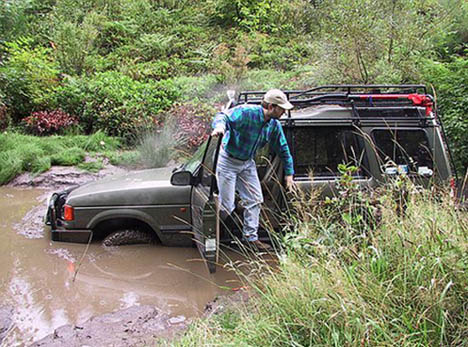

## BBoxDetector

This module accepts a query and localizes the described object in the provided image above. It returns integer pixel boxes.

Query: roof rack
[238,84,430,108]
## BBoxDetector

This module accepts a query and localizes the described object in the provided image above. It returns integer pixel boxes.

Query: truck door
[191,136,221,273]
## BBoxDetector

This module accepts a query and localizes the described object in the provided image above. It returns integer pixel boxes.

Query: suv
[46,85,455,273]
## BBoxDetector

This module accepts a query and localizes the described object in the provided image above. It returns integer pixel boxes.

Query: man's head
[262,89,293,119]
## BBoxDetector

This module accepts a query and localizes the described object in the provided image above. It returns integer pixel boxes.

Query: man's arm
[211,112,227,136]
[271,121,295,189]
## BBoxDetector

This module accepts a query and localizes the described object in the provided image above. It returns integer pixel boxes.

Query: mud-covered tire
[102,229,155,247]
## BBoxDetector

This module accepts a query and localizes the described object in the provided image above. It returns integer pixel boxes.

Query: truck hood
[67,167,192,207]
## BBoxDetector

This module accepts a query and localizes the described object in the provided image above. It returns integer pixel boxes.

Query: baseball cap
[263,89,294,110]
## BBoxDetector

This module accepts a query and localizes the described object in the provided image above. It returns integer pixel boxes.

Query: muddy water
[0,187,241,346]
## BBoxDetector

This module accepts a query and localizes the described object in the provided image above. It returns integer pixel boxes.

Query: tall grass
[173,180,467,346]
[0,131,122,184]
[136,122,184,168]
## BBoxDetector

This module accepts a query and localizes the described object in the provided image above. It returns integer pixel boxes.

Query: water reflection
[0,187,240,346]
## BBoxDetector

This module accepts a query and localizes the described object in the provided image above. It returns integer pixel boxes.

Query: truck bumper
[51,228,92,243]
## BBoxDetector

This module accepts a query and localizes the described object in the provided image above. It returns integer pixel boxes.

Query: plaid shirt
[212,105,294,176]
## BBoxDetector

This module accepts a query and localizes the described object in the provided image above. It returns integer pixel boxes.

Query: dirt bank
[7,164,129,190]
[30,290,248,347]
[30,305,188,347]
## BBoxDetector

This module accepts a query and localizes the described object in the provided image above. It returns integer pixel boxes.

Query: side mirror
[171,171,194,186]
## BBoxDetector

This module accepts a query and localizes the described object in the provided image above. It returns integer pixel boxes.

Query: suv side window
[292,126,366,178]
[372,129,433,171]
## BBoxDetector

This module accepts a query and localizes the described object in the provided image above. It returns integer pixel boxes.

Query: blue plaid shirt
[212,105,294,176]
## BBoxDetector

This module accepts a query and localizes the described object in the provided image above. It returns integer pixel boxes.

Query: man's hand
[285,175,295,191]
[211,127,225,137]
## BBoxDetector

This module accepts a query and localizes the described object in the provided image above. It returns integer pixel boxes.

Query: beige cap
[263,89,293,110]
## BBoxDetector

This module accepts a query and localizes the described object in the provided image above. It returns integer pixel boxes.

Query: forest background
[0,0,466,179]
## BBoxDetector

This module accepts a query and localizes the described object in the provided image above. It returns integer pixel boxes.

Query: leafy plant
[136,121,184,168]
[22,109,79,135]
[169,103,214,152]
[0,38,60,121]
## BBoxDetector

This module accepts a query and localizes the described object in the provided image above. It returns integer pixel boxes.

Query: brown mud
[1,165,244,346]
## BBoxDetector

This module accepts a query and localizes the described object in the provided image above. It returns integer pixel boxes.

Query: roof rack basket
[238,84,430,108]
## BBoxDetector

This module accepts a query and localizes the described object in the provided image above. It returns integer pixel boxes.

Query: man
[211,89,295,250]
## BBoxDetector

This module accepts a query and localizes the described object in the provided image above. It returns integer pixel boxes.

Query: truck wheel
[102,229,155,247]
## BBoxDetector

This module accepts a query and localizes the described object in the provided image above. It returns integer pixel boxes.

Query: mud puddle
[0,187,241,346]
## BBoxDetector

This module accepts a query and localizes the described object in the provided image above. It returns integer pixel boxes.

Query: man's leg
[216,150,239,218]
[236,159,263,242]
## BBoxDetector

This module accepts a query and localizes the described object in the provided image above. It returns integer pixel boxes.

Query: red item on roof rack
[359,93,433,116]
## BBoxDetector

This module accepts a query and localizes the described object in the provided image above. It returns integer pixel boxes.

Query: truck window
[372,129,433,171]
[292,126,366,178]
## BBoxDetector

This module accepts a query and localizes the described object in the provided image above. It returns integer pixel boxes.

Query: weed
[51,147,86,166]
[136,122,184,168]
[77,160,104,173]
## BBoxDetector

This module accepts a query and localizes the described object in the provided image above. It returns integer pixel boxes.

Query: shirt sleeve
[270,121,295,176]
[212,111,228,132]
[211,107,247,132]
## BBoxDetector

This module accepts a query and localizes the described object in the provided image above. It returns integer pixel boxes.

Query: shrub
[169,103,214,153]
[22,109,79,135]
[0,38,60,121]
[56,72,180,140]
[136,122,183,168]
[422,57,468,176]
[175,183,467,346]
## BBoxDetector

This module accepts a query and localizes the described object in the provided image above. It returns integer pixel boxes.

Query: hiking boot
[250,240,272,251]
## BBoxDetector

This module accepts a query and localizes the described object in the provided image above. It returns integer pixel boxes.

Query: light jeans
[216,148,263,242]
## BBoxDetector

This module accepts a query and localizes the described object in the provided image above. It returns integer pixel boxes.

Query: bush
[422,57,468,176]
[136,122,183,168]
[169,103,214,152]
[56,72,180,140]
[22,109,79,135]
[0,38,60,121]
[175,182,467,346]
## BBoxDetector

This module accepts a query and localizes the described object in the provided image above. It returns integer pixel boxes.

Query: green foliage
[311,0,458,84]
[0,131,122,183]
[0,150,23,184]
[422,57,468,175]
[105,150,140,167]
[52,14,100,74]
[77,160,104,173]
[0,38,60,121]
[51,147,86,165]
[55,72,180,139]
[136,122,184,168]
[208,0,298,34]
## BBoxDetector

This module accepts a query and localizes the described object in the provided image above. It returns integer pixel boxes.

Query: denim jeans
[216,148,263,242]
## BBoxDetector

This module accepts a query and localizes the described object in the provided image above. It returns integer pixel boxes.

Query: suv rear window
[372,129,433,171]
[292,126,366,178]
